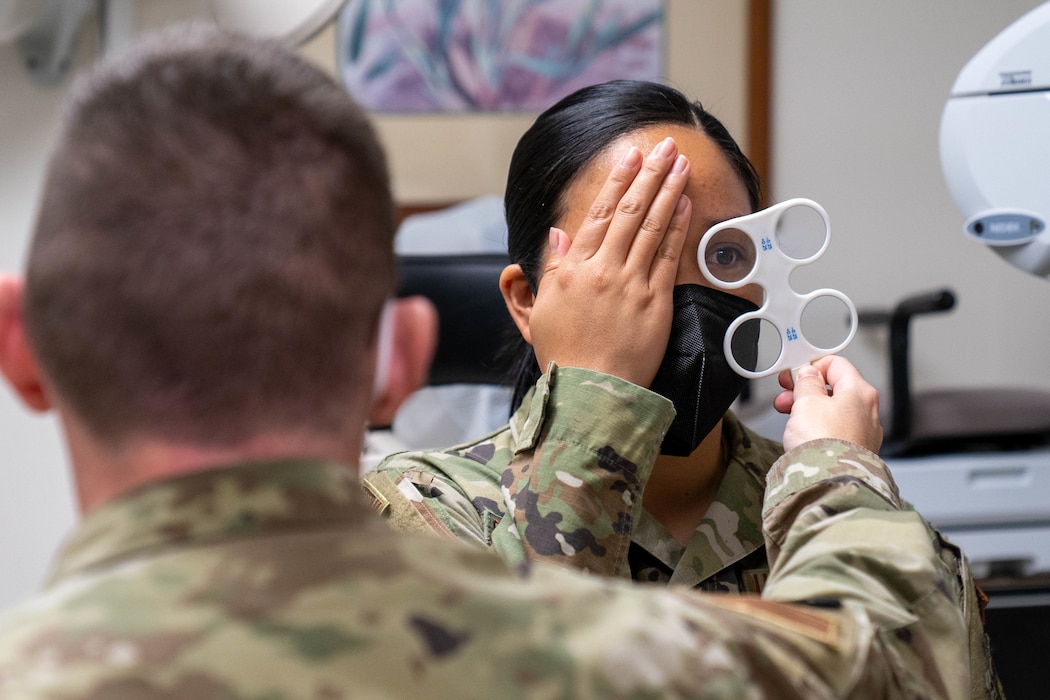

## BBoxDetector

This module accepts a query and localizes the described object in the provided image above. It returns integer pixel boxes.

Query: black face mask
[648,285,759,457]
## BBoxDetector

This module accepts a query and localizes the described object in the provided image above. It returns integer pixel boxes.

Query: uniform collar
[506,362,553,452]
[48,459,369,586]
[637,412,780,588]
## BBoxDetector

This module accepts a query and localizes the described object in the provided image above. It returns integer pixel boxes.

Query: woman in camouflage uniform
[368,80,782,593]
[365,80,1001,696]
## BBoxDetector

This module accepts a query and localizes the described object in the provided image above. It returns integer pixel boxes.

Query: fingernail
[549,227,559,253]
[620,147,641,168]
[675,194,689,216]
[795,365,821,381]
[654,137,675,158]
[671,154,688,175]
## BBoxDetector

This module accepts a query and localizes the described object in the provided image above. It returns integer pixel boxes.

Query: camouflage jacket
[367,365,781,590]
[0,454,988,697]
[367,365,1003,698]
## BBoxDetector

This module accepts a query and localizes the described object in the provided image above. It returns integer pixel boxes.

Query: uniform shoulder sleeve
[365,436,512,549]
[759,438,998,697]
[497,364,675,577]
[930,523,1006,698]
[367,364,675,575]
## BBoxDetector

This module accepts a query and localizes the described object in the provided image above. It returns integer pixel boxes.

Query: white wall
[2,1,1049,611]
[0,30,83,613]
[763,0,1050,406]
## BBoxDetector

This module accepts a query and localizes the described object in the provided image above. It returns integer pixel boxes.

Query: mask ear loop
[372,299,395,401]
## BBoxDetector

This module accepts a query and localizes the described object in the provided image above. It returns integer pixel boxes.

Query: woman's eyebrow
[699,212,747,232]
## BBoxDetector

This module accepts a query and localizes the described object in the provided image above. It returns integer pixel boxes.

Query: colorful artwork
[337,0,664,113]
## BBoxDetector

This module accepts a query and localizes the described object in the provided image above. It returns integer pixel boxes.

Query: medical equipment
[698,198,858,379]
[0,0,92,85]
[0,0,349,84]
[939,1,1050,279]
[205,0,347,45]
[910,0,1050,578]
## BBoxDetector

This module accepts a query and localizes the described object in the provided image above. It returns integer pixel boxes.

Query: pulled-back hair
[25,26,395,446]
[503,80,760,410]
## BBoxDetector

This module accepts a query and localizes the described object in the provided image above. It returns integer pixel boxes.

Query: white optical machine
[939,1,1050,281]
[889,2,1050,591]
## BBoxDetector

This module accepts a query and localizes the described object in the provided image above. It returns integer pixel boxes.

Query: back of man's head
[24,26,395,448]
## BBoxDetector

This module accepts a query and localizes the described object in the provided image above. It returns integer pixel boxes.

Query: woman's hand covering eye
[528,137,691,388]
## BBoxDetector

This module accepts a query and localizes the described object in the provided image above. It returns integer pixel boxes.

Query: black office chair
[395,253,516,387]
[860,288,1050,457]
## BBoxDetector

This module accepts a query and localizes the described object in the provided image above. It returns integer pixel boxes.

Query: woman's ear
[0,276,51,412]
[499,264,535,345]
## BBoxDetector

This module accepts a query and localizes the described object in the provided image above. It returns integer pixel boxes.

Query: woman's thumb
[792,364,827,398]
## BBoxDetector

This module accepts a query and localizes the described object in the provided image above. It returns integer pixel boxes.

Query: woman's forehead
[559,124,751,228]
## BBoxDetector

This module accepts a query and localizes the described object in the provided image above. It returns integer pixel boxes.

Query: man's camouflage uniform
[367,364,1004,698]
[0,439,989,697]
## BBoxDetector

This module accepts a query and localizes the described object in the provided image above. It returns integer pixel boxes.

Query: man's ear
[368,296,438,428]
[0,276,51,412]
[499,264,535,345]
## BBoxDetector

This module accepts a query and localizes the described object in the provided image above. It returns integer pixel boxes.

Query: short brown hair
[24,26,395,446]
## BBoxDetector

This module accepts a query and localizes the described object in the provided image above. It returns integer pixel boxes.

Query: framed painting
[337,0,664,113]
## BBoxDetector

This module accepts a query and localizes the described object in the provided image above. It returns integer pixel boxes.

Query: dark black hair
[502,79,761,411]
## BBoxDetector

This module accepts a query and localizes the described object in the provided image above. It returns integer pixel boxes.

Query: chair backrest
[859,287,1050,456]
[396,253,515,386]
[385,198,516,448]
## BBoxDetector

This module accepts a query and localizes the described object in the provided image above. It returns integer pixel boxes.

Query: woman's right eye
[704,241,754,283]
[711,246,743,266]
[702,228,756,283]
